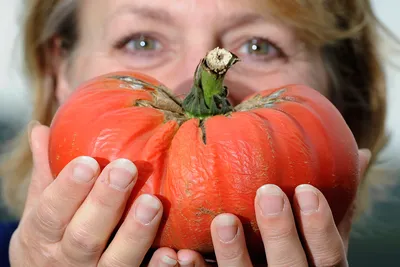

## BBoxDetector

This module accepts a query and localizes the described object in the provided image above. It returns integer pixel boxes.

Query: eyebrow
[113,5,177,26]
[111,4,271,31]
[219,12,268,33]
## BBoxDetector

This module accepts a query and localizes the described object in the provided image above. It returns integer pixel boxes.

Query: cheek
[67,53,126,90]
[303,58,330,97]
[295,52,330,97]
[60,44,329,106]
[223,64,329,105]
[56,55,124,105]
[253,61,329,98]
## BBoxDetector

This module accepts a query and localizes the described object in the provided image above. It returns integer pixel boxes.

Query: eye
[113,32,169,69]
[116,34,162,53]
[238,38,281,59]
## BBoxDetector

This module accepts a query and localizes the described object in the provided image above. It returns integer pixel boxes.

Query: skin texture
[9,0,372,266]
[56,0,329,104]
[49,70,358,260]
[10,123,369,266]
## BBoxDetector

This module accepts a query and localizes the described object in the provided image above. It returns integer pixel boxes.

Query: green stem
[182,47,239,119]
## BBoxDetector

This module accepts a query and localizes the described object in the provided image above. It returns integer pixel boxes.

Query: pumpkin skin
[48,69,359,256]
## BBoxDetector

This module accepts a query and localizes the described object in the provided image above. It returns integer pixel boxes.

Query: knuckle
[17,224,32,247]
[273,258,309,267]
[261,219,297,241]
[303,206,336,232]
[11,227,59,266]
[68,227,104,255]
[117,226,153,253]
[35,194,66,234]
[218,246,245,262]
[313,251,344,267]
[16,224,33,246]
[304,216,337,240]
[123,224,151,245]
[12,227,35,257]
[303,219,345,267]
[99,255,131,267]
[302,224,345,266]
[88,193,119,211]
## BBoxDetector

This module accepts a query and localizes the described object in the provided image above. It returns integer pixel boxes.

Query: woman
[0,0,396,266]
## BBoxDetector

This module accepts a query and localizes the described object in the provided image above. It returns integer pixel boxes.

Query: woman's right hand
[9,122,179,267]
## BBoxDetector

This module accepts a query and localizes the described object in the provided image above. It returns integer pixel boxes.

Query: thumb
[338,148,372,251]
[22,120,53,218]
[358,148,372,184]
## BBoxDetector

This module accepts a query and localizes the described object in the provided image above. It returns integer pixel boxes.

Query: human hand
[9,121,179,267]
[172,149,371,266]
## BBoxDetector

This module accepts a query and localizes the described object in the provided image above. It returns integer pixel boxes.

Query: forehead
[79,0,277,24]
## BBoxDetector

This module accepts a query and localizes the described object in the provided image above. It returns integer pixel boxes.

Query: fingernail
[161,255,177,266]
[257,184,284,216]
[27,120,41,146]
[296,184,319,214]
[178,254,193,266]
[135,194,161,224]
[72,156,99,183]
[108,159,137,191]
[359,148,372,163]
[215,214,238,243]
[178,260,193,266]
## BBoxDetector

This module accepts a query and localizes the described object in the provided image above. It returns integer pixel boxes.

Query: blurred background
[0,0,399,265]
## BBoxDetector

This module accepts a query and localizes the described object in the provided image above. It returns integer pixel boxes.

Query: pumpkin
[48,47,359,256]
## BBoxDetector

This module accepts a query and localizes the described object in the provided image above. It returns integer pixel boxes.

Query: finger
[23,121,53,217]
[22,156,99,243]
[61,158,137,265]
[98,194,163,266]
[358,148,372,184]
[337,200,356,253]
[294,184,347,267]
[147,248,178,267]
[255,184,308,267]
[210,213,252,266]
[338,148,372,247]
[177,249,209,267]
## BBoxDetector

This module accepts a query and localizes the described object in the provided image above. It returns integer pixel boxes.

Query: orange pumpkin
[49,47,359,256]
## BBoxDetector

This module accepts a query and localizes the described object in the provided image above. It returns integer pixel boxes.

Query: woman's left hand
[148,149,370,267]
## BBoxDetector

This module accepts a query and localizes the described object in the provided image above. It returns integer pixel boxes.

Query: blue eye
[238,38,279,58]
[127,35,161,51]
[118,34,162,52]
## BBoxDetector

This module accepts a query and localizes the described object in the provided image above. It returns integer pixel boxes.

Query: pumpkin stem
[182,47,239,119]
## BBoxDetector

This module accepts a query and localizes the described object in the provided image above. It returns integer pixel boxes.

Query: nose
[167,48,255,105]
[167,46,216,98]
[173,79,195,100]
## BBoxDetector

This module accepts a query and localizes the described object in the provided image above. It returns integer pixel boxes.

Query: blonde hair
[0,0,396,217]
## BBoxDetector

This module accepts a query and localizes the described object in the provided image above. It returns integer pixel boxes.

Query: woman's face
[56,0,329,105]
